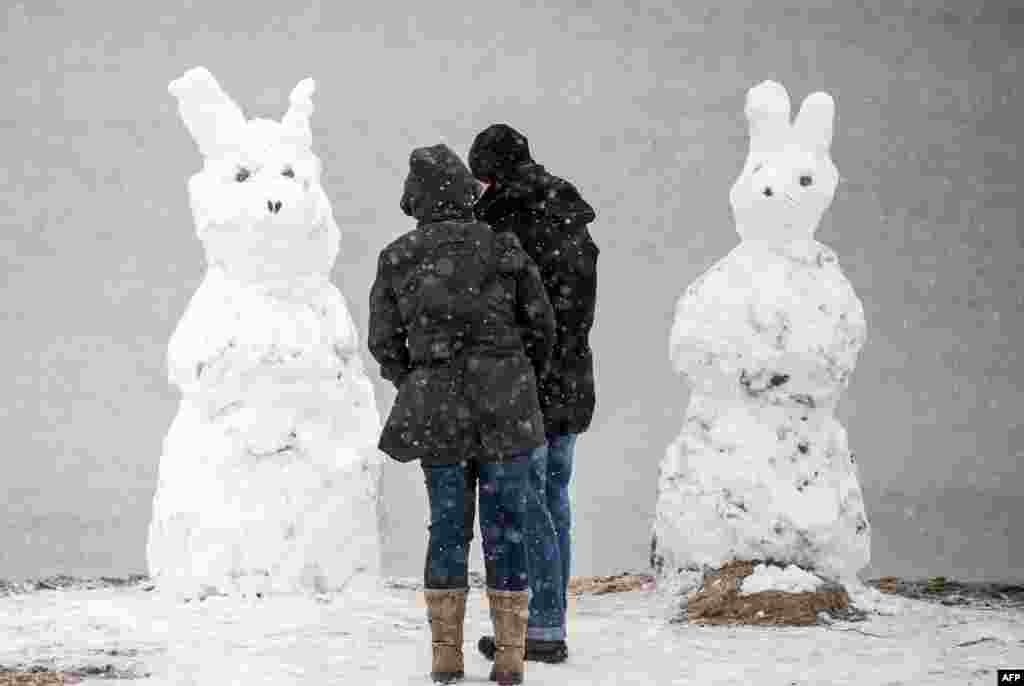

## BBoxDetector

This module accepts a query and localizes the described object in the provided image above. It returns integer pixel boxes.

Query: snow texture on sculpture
[147,67,384,599]
[652,80,870,592]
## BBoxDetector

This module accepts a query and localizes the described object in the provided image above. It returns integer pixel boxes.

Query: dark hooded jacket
[468,124,598,435]
[369,143,556,465]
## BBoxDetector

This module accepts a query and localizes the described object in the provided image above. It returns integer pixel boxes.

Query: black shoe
[478,635,569,664]
[478,635,495,660]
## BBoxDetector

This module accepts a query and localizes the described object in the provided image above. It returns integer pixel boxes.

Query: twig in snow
[954,636,1000,648]
[824,626,892,639]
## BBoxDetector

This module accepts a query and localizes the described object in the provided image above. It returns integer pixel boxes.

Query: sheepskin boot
[486,589,530,684]
[424,588,469,684]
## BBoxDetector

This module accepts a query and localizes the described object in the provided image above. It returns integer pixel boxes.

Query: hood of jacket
[470,124,595,230]
[468,124,535,182]
[400,143,481,225]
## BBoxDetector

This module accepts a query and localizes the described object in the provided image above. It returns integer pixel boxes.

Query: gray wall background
[1,0,1020,583]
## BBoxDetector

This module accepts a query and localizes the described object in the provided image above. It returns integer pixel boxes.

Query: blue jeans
[422,451,531,592]
[466,433,576,641]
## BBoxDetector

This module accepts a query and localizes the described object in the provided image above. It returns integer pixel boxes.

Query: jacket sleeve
[515,248,556,381]
[544,238,597,363]
[368,250,411,389]
[544,178,596,228]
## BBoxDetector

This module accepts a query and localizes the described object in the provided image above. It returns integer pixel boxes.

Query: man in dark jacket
[368,143,555,684]
[467,124,598,664]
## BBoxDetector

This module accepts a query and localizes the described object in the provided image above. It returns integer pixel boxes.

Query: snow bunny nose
[267,200,283,214]
[762,186,774,197]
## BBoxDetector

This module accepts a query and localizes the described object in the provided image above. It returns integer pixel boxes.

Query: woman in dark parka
[368,143,555,685]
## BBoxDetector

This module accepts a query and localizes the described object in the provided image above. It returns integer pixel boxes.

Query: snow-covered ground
[2,576,1022,685]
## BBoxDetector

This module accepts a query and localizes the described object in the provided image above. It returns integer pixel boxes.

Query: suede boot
[424,588,469,684]
[486,589,530,684]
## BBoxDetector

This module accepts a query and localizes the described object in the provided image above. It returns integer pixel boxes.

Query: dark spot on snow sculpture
[797,441,809,454]
[739,369,758,396]
[791,394,816,408]
[650,534,664,572]
[770,373,790,387]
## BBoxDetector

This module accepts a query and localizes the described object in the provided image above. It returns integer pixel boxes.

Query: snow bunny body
[146,67,384,599]
[652,81,870,592]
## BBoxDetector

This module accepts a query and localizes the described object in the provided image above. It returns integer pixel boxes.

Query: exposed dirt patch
[686,560,851,626]
[568,573,655,596]
[0,575,151,598]
[0,662,150,682]
[866,576,1024,611]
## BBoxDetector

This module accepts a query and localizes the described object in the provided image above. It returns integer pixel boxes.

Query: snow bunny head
[169,67,338,280]
[729,80,838,242]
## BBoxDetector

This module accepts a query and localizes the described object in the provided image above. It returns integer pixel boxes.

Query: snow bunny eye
[282,166,295,178]
[799,174,813,187]
[235,167,250,182]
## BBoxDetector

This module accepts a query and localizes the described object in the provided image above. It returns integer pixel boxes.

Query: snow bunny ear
[281,78,315,149]
[168,67,246,158]
[793,91,834,154]
[744,80,791,152]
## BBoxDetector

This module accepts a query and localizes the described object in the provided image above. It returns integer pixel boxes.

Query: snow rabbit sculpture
[147,67,384,599]
[652,80,870,592]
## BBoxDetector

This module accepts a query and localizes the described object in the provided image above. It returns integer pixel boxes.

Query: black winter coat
[469,124,598,435]
[369,144,556,465]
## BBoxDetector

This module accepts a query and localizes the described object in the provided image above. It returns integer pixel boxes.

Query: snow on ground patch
[1,576,1023,685]
[739,563,824,595]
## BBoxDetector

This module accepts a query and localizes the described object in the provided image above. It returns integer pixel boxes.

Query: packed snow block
[652,80,870,600]
[147,67,384,599]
